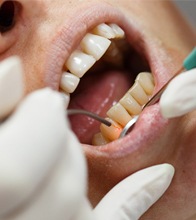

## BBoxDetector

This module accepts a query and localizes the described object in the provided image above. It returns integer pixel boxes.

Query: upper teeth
[59,23,155,145]
[59,23,125,99]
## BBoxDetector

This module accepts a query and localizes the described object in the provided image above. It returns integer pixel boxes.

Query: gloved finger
[160,68,196,118]
[0,88,71,217]
[93,164,174,220]
[7,129,88,220]
[0,56,24,120]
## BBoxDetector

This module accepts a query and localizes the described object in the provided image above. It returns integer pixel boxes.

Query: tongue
[68,70,132,144]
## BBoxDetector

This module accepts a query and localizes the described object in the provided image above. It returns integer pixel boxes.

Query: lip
[44,1,171,180]
[44,2,158,89]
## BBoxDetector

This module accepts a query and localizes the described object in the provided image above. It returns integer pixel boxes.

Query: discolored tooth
[100,118,122,141]
[60,90,70,108]
[120,93,142,115]
[92,132,109,146]
[109,24,125,38]
[81,33,111,60]
[136,72,154,95]
[65,50,96,78]
[107,103,132,127]
[92,23,116,39]
[128,81,149,106]
[60,71,80,93]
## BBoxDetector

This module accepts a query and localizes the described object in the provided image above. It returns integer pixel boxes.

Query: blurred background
[173,0,196,27]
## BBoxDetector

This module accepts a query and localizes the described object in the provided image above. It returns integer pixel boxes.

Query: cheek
[0,0,57,93]
[11,30,55,93]
[22,51,49,94]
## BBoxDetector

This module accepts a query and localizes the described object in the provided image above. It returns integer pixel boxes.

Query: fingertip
[160,68,196,118]
[156,163,175,184]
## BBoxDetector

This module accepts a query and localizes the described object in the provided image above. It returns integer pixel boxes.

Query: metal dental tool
[67,109,112,127]
[119,46,196,138]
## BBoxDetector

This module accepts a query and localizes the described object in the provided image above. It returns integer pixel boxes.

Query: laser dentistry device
[120,46,196,137]
[68,47,196,138]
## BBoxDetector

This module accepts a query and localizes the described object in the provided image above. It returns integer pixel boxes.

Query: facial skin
[0,0,196,219]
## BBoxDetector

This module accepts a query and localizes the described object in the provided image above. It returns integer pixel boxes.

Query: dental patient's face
[0,0,196,218]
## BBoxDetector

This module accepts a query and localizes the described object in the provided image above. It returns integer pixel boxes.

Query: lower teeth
[92,72,155,145]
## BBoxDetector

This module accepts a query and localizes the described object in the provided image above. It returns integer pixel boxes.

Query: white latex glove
[94,164,174,220]
[0,57,175,220]
[0,57,93,220]
[160,68,196,118]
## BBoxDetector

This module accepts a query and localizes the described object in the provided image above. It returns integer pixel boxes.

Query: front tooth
[107,103,132,127]
[60,71,80,93]
[100,118,122,141]
[92,132,109,146]
[81,33,111,60]
[92,23,116,39]
[136,72,154,95]
[120,93,142,115]
[128,81,149,106]
[65,50,96,78]
[109,24,125,38]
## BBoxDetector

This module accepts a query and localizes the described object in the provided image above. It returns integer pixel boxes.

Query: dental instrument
[0,56,175,220]
[119,46,196,138]
[67,109,112,127]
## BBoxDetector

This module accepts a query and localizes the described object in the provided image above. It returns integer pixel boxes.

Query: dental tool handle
[183,47,196,70]
[119,46,196,138]
[142,66,184,108]
[143,46,196,109]
[67,109,112,127]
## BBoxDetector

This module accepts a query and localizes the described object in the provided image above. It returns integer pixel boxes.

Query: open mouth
[58,22,156,145]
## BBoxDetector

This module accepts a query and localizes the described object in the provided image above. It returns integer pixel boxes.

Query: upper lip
[44,2,170,155]
[44,2,153,90]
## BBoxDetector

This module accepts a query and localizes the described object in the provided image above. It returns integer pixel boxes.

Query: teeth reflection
[107,103,132,127]
[136,72,154,95]
[65,50,96,78]
[128,81,149,106]
[60,71,80,93]
[81,33,111,60]
[100,118,122,141]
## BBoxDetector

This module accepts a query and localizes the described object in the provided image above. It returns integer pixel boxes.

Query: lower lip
[84,103,168,158]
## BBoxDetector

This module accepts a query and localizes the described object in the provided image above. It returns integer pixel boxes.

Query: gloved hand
[94,164,174,220]
[0,57,175,220]
[0,57,92,220]
[160,68,196,118]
